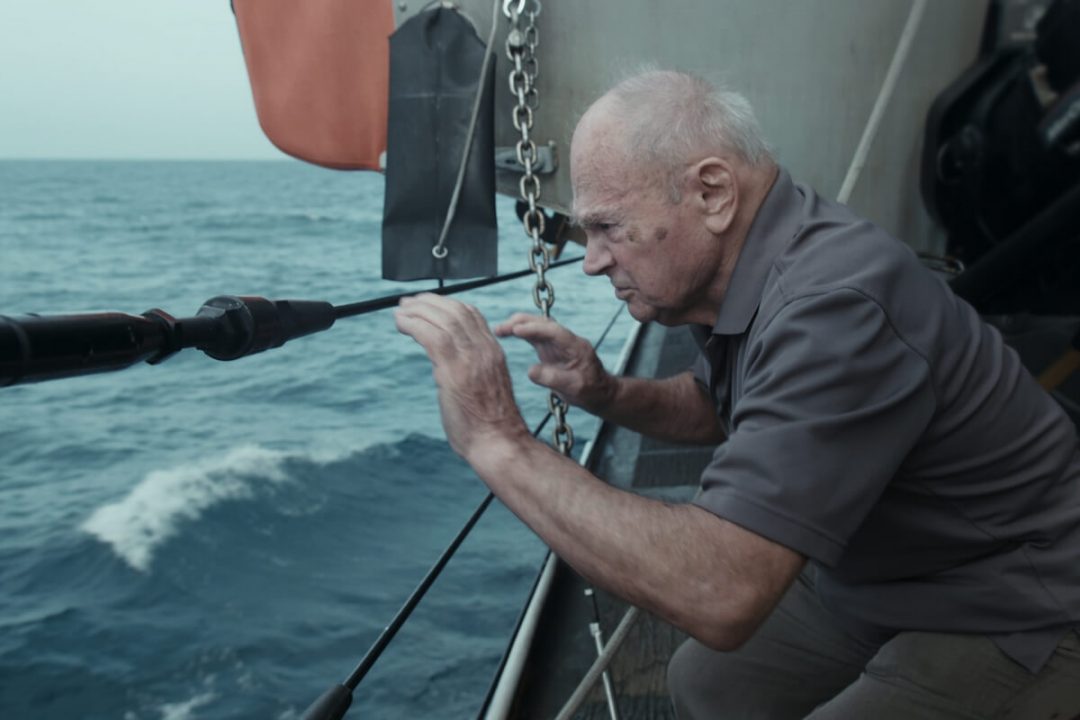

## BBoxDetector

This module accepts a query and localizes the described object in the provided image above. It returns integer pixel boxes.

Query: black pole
[344,493,498,690]
[0,297,335,387]
[299,494,499,720]
[949,182,1080,308]
[332,255,583,319]
[301,416,554,720]
[0,257,584,388]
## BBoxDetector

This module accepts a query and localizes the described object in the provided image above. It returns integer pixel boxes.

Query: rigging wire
[332,255,583,320]
[337,301,626,699]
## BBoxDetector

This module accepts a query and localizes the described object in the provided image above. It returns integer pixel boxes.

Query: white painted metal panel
[395,0,987,249]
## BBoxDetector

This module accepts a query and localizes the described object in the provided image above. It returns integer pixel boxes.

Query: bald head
[570,95,635,200]
[572,70,774,204]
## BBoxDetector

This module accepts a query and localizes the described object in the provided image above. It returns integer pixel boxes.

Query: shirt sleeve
[693,288,936,565]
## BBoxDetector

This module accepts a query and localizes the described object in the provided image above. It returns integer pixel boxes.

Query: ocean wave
[156,692,216,720]
[75,434,431,574]
[80,445,292,573]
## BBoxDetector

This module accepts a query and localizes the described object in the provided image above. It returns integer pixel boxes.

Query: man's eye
[597,223,614,231]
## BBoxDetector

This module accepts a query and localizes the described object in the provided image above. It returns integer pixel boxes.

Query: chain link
[505,0,571,456]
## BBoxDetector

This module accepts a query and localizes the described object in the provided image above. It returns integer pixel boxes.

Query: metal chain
[504,0,572,456]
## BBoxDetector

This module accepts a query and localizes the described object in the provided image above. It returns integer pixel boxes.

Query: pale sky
[0,1,280,159]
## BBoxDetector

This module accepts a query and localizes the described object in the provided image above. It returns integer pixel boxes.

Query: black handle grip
[301,684,353,720]
[0,310,180,387]
[0,297,336,387]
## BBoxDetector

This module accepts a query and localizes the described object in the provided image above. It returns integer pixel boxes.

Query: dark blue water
[0,161,633,719]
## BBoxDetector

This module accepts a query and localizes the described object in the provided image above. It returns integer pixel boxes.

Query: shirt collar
[710,167,803,335]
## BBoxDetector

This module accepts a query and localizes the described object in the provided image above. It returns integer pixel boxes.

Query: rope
[553,607,642,720]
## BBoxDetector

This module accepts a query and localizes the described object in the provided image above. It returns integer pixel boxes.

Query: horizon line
[0,156,293,162]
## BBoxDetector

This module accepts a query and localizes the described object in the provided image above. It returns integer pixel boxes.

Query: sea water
[0,160,635,719]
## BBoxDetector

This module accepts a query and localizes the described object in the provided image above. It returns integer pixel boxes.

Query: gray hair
[605,69,773,199]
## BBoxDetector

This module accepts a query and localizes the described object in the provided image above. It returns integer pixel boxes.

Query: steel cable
[332,256,583,320]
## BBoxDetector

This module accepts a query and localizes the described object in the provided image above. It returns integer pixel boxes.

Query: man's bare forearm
[466,431,803,650]
[596,370,724,445]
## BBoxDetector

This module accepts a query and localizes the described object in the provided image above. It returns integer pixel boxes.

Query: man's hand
[494,313,617,414]
[395,294,529,458]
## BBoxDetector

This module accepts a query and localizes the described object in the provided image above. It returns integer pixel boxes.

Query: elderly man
[395,71,1080,718]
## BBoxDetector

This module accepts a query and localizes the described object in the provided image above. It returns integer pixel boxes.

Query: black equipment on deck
[925,0,1080,313]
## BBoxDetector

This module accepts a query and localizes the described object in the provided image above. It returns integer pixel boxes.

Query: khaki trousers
[667,569,1080,719]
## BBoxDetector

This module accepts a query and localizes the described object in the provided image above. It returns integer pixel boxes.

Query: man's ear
[693,158,737,235]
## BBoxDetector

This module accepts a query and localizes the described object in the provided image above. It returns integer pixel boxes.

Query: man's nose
[583,237,613,276]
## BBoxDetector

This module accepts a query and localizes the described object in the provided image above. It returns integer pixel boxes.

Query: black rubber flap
[381,7,497,281]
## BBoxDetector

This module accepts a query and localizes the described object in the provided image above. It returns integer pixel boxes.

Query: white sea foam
[81,445,291,572]
[158,692,216,720]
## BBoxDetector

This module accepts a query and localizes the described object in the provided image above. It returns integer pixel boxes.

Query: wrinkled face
[571,118,722,326]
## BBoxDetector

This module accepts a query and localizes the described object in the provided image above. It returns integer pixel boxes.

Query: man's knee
[667,638,735,719]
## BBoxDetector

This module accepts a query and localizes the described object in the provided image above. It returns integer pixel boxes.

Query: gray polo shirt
[691,168,1080,672]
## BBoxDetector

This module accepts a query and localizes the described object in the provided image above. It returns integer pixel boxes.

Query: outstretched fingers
[495,313,572,347]
[494,312,537,337]
[399,293,466,330]
[396,294,480,361]
[395,300,451,355]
